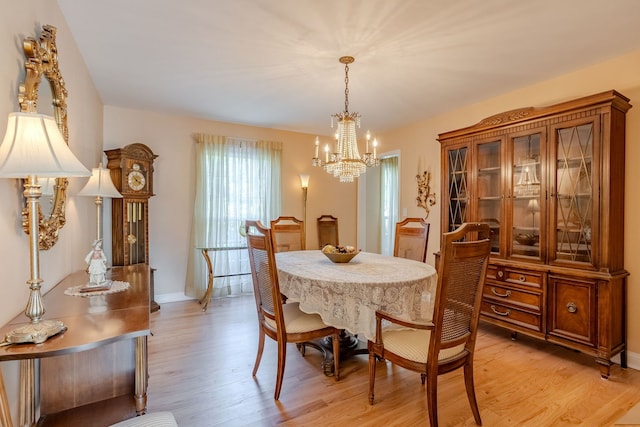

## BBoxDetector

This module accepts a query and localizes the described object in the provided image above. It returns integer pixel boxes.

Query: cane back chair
[245,220,340,400]
[270,216,305,252]
[317,214,339,249]
[393,217,430,263]
[368,222,491,427]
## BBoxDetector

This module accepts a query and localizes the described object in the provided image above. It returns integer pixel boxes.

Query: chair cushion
[265,302,330,333]
[380,329,466,363]
[109,412,178,427]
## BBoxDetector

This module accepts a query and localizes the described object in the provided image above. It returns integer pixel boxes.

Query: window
[380,155,399,255]
[185,134,281,299]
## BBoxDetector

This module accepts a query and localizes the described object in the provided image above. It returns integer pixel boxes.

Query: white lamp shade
[78,164,123,198]
[0,112,90,178]
[299,174,310,189]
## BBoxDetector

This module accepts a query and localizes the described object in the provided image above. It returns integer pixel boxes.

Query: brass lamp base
[5,320,67,344]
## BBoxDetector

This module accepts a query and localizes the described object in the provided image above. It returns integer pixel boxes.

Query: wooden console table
[0,264,151,426]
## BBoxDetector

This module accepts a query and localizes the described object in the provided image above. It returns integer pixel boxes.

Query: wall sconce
[0,112,90,344]
[299,174,309,226]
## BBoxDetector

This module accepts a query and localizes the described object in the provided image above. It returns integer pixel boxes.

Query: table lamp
[77,162,123,242]
[0,112,90,344]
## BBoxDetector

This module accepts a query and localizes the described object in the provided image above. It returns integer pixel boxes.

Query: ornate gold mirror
[19,25,70,250]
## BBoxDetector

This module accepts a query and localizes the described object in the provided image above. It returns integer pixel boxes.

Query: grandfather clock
[105,143,157,266]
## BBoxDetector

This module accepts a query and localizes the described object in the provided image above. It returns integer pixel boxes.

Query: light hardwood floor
[146,295,640,426]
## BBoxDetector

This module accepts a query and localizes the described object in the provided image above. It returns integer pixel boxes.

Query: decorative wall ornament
[416,170,436,218]
[19,24,71,250]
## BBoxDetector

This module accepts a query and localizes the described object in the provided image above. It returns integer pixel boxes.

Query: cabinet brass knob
[518,275,526,282]
[567,302,578,313]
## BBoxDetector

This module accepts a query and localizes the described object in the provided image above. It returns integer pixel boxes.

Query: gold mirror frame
[18,25,69,250]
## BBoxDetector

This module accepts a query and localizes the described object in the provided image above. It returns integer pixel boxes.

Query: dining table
[275,250,438,343]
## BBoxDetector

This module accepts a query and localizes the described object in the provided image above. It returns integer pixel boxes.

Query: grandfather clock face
[124,160,151,195]
[105,143,157,266]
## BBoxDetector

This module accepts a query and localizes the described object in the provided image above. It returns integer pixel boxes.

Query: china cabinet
[439,90,631,377]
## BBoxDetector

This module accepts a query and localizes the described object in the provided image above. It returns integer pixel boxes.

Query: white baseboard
[624,350,640,371]
[155,292,195,304]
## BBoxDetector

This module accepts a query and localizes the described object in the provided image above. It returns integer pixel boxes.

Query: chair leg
[274,338,287,400]
[426,372,438,427]
[332,331,340,381]
[252,329,265,377]
[464,360,482,425]
[368,350,376,404]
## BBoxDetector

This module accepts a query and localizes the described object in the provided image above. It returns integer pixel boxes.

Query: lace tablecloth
[276,250,437,340]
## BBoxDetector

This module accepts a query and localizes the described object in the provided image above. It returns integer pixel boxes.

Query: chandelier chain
[344,63,349,114]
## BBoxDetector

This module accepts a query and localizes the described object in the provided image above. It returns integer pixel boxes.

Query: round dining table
[275,250,437,341]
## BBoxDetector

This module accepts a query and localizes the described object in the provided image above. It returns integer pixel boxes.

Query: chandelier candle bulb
[325,144,329,162]
[366,130,371,153]
[373,139,378,158]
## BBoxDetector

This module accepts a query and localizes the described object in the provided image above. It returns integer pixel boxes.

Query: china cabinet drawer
[482,283,541,313]
[486,264,542,289]
[481,301,542,332]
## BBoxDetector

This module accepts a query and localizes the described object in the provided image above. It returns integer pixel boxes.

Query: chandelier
[312,56,379,182]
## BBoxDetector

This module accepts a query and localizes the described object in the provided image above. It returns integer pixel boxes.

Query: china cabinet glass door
[476,140,503,254]
[510,131,544,261]
[446,145,469,232]
[550,119,597,266]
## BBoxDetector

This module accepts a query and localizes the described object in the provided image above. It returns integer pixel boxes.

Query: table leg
[135,336,148,414]
[198,249,214,312]
[0,366,13,427]
[19,359,36,427]
[296,342,335,377]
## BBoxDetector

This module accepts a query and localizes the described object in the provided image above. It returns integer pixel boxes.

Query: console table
[0,264,151,426]
[197,246,249,311]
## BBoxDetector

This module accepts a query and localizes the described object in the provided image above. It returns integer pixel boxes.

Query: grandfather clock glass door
[126,200,148,264]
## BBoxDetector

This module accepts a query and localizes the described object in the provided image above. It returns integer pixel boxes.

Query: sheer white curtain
[185,134,282,299]
[380,156,399,255]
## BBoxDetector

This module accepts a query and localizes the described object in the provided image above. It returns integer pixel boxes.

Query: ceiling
[57,0,640,137]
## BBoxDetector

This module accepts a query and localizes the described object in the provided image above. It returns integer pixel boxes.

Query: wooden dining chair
[368,222,491,427]
[270,216,305,252]
[317,214,339,248]
[393,218,430,262]
[244,220,340,400]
